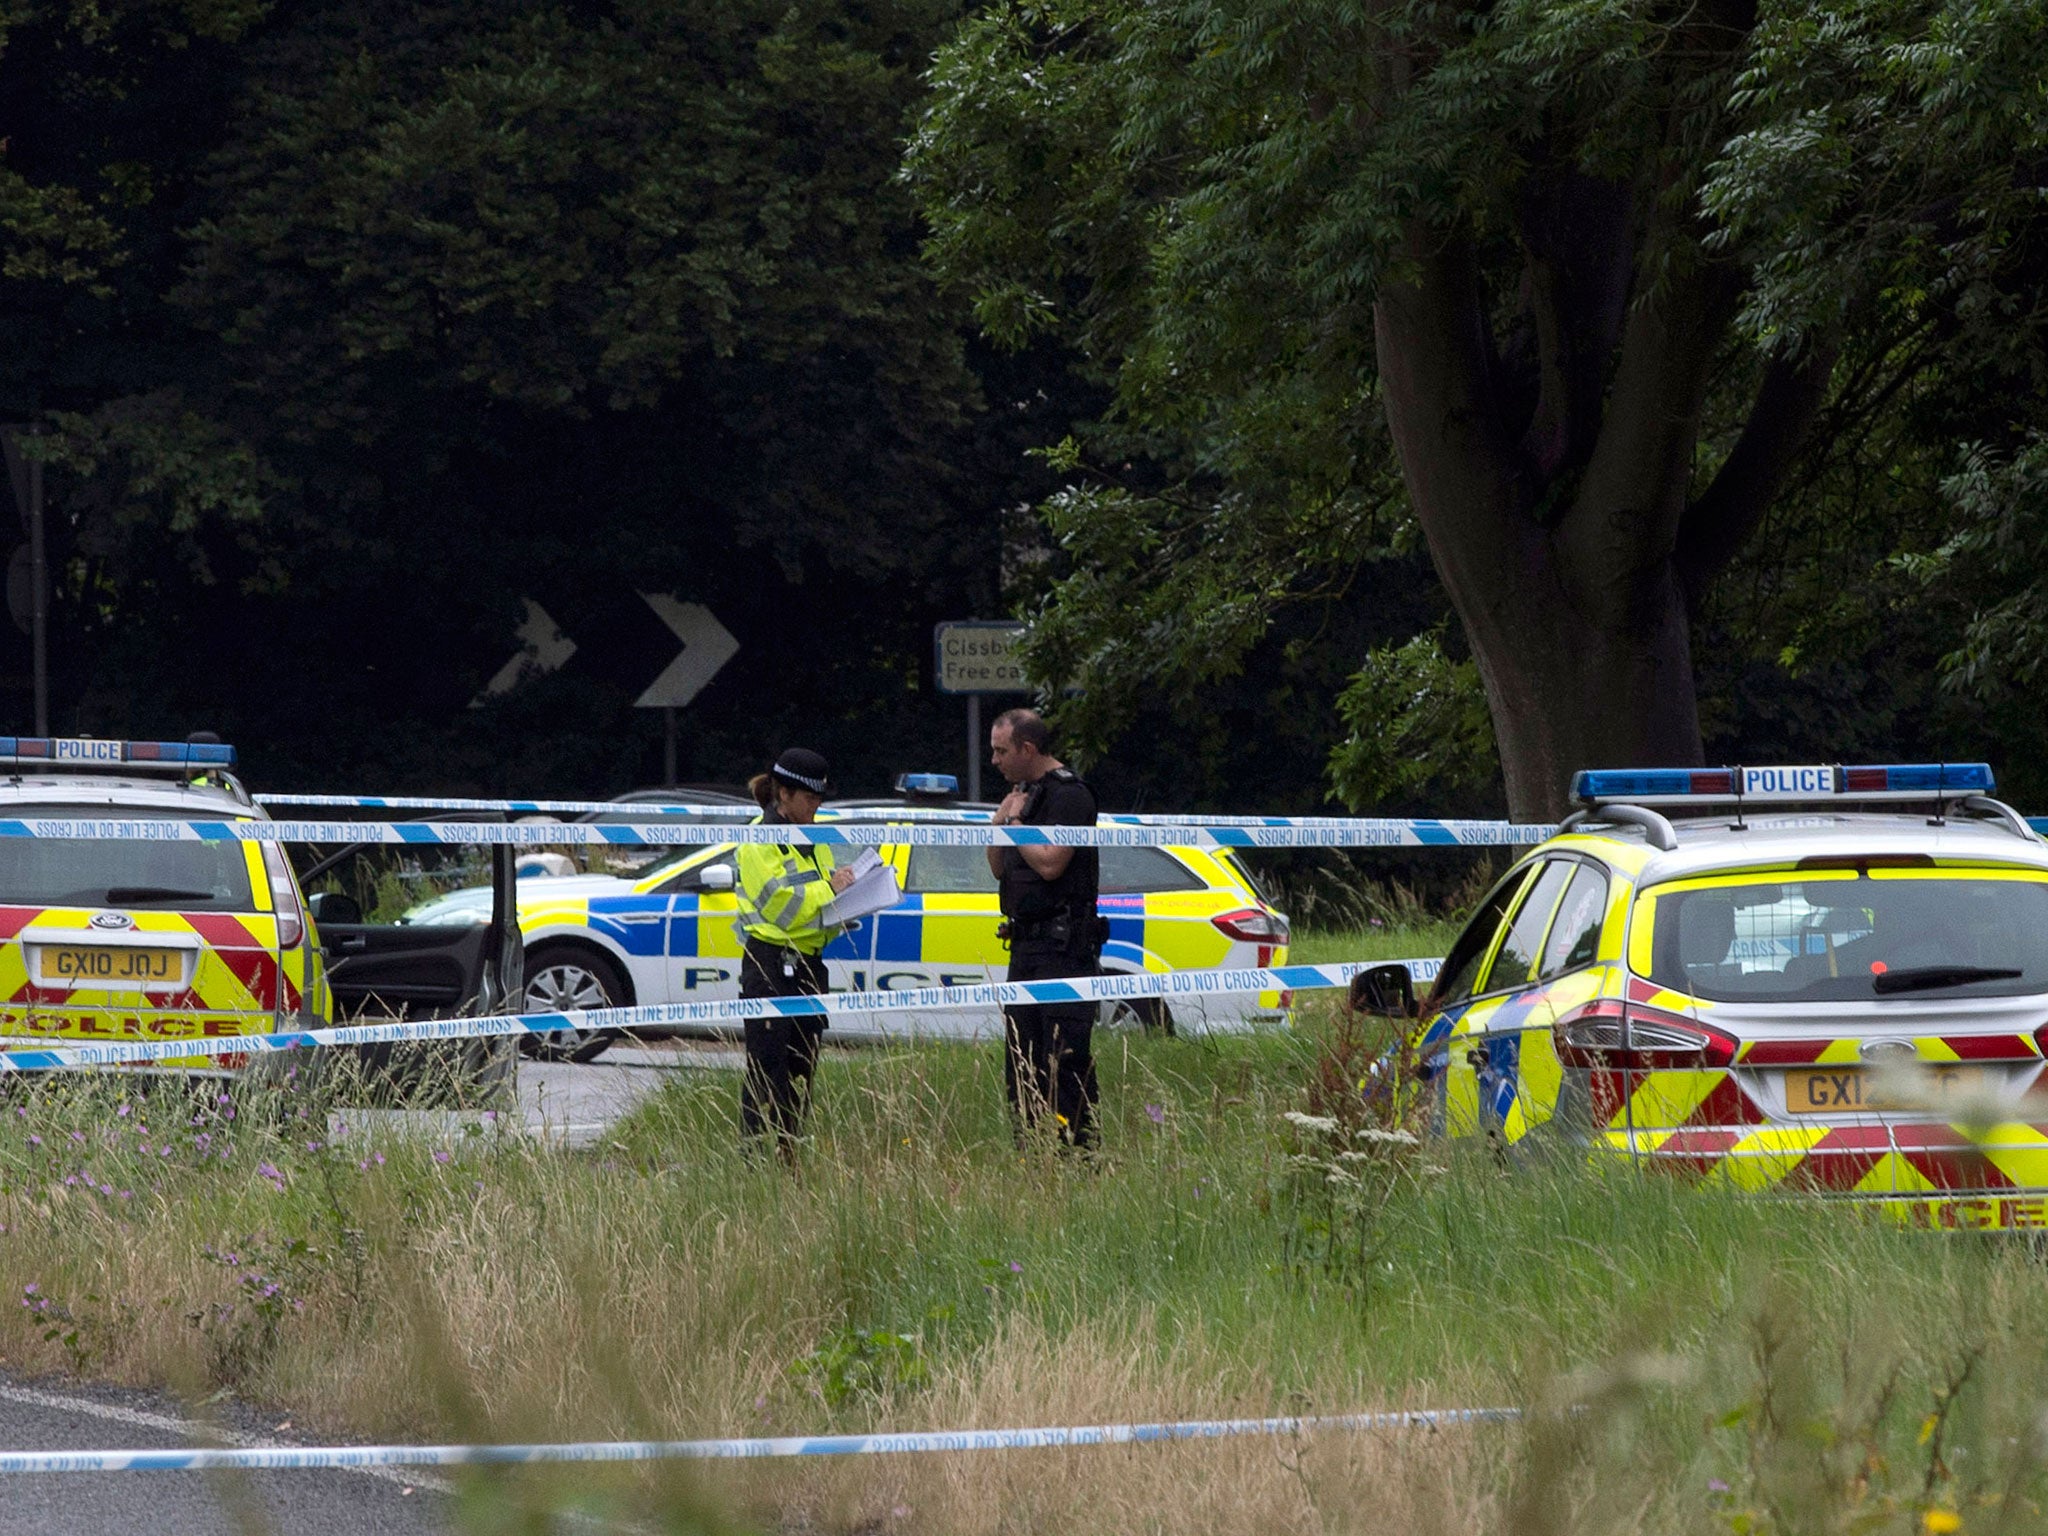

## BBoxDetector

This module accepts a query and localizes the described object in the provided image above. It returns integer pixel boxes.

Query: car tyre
[1103,995,1174,1036]
[521,945,629,1063]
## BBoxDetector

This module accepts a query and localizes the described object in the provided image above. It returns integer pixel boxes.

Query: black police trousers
[739,938,828,1148]
[1003,939,1100,1149]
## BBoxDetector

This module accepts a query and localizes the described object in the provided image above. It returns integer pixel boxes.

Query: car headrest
[1681,901,1737,968]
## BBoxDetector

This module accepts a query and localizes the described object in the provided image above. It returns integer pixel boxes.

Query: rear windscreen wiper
[100,886,219,905]
[1872,965,2023,995]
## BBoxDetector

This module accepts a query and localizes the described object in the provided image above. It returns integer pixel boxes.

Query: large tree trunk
[1372,203,1830,821]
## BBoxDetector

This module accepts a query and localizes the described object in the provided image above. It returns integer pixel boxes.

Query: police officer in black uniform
[985,708,1104,1148]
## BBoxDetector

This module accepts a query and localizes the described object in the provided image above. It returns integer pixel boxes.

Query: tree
[906,0,2047,817]
[3,0,1071,795]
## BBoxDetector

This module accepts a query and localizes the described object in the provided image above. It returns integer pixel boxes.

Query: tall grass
[0,983,2042,1532]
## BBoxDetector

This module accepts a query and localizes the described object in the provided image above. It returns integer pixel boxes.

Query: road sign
[476,599,577,703]
[634,596,739,709]
[934,621,1028,695]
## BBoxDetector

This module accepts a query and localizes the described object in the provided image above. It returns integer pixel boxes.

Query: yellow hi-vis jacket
[735,823,840,955]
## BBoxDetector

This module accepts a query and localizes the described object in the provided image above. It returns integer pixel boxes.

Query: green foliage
[912,0,2048,806]
[1326,625,1498,812]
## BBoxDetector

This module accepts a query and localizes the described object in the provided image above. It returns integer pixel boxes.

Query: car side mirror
[700,864,736,893]
[1349,962,1418,1019]
[308,890,362,927]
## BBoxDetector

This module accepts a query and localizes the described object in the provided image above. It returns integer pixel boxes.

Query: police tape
[254,791,1527,834]
[0,1405,1520,1473]
[0,816,1554,849]
[0,959,1443,1073]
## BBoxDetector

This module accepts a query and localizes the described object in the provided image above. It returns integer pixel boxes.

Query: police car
[0,737,330,1072]
[402,799,1293,1058]
[1379,762,2048,1229]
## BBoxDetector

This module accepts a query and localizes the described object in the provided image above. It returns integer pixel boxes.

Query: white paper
[823,851,900,927]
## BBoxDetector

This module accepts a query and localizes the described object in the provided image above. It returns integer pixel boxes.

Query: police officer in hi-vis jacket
[985,709,1104,1148]
[736,748,854,1151]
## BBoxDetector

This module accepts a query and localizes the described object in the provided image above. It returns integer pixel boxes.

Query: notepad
[823,849,901,926]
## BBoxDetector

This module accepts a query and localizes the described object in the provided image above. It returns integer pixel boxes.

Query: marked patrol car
[1372,762,2048,1229]
[0,737,330,1071]
[402,804,1292,1058]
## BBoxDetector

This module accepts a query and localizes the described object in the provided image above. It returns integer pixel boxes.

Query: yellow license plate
[1784,1065,1993,1114]
[36,946,183,984]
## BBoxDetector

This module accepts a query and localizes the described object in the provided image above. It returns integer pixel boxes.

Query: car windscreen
[1639,872,2048,1002]
[0,809,256,910]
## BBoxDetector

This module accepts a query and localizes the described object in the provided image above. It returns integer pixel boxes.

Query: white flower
[1353,1127,1420,1147]
[1283,1112,1340,1135]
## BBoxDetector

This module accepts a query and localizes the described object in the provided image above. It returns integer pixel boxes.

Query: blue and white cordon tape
[0,817,1553,849]
[0,1406,1520,1474]
[255,790,1539,836]
[0,960,1442,1073]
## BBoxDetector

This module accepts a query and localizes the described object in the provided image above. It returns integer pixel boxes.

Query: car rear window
[1639,873,2048,1001]
[0,810,256,910]
[906,846,999,895]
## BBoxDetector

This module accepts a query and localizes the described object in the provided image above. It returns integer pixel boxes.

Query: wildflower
[433,1149,451,1165]
[1353,1127,1420,1147]
[481,1111,497,1125]
[25,1135,38,1148]
[1009,1260,1023,1274]
[115,1104,129,1118]
[305,1141,322,1154]
[1143,1103,1166,1125]
[1283,1112,1339,1135]
[1923,1513,1962,1535]
[1370,917,1384,928]
[1708,1479,1729,1494]
[256,1161,286,1192]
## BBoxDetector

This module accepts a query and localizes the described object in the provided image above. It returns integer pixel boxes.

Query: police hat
[770,748,831,795]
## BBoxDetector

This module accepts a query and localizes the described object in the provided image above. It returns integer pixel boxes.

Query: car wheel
[1103,995,1174,1036]
[521,946,628,1063]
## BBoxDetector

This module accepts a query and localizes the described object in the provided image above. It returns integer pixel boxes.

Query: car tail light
[1554,998,1735,1068]
[260,843,304,949]
[1212,907,1290,944]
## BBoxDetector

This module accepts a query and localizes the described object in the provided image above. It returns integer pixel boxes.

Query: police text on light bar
[1571,763,1995,806]
[0,737,237,770]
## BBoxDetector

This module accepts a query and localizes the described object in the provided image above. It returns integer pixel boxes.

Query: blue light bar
[895,772,960,796]
[0,737,237,770]
[1572,762,1994,807]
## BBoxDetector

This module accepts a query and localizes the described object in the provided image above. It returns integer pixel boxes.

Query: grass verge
[0,971,2041,1532]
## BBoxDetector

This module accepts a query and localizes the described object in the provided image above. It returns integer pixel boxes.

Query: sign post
[633,596,740,785]
[933,621,1029,801]
[2,427,47,734]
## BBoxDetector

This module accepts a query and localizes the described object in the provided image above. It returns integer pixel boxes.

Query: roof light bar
[895,772,960,796]
[1571,762,1994,807]
[0,737,237,771]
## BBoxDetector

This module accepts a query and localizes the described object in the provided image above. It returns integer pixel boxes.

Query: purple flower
[305,1141,322,1154]
[1009,1260,1024,1273]
[256,1161,286,1192]
[25,1134,38,1148]
[1144,1103,1166,1125]
[433,1149,450,1165]
[115,1103,129,1118]
[1708,1479,1730,1494]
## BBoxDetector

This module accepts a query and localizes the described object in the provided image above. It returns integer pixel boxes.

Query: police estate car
[1380,763,2048,1229]
[404,812,1292,1058]
[0,737,330,1071]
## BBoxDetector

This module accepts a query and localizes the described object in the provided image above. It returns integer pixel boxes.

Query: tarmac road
[0,1373,452,1535]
